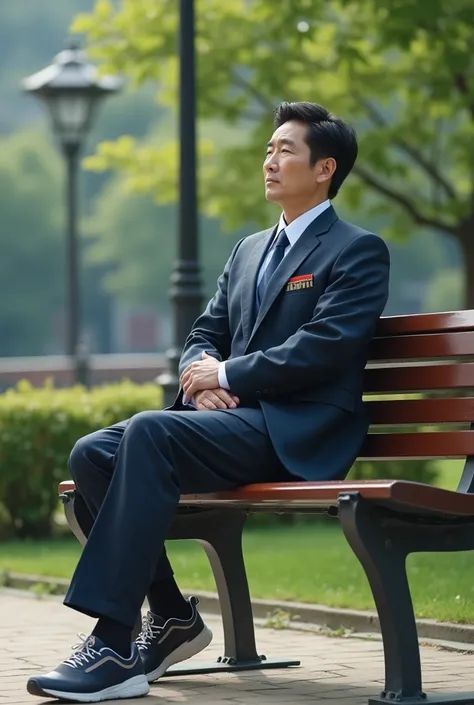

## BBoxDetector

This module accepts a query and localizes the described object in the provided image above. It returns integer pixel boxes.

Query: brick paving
[1,588,474,704]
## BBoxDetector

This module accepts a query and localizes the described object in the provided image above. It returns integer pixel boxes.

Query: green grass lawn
[434,459,464,491]
[2,518,474,624]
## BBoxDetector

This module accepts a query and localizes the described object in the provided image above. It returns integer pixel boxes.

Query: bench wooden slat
[177,481,474,517]
[368,398,474,424]
[370,332,474,361]
[58,479,392,499]
[184,481,474,514]
[361,430,474,458]
[59,481,76,494]
[59,479,474,517]
[182,481,397,506]
[365,362,474,392]
[375,310,474,337]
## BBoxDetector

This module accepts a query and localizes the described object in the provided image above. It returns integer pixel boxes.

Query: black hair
[273,101,358,198]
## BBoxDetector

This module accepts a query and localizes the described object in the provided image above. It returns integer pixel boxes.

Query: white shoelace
[63,633,101,669]
[135,614,162,649]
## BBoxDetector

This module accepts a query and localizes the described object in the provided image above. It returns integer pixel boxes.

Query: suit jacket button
[255,391,262,397]
[270,388,276,393]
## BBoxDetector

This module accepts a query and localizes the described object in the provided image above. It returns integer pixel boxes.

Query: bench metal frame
[339,492,474,704]
[61,479,474,705]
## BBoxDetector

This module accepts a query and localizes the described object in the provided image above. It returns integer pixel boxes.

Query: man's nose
[265,158,278,173]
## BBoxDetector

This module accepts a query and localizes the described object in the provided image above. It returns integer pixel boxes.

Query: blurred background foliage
[0,380,160,538]
[0,0,468,359]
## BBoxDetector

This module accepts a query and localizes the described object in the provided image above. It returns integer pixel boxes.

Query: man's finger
[196,402,212,411]
[199,397,217,410]
[182,375,195,396]
[206,389,233,409]
[180,369,190,387]
[181,360,199,382]
[184,381,199,399]
[213,388,238,408]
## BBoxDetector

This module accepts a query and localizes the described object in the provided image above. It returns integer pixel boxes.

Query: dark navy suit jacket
[177,206,390,481]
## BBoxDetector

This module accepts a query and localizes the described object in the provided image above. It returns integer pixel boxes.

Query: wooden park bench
[58,310,474,705]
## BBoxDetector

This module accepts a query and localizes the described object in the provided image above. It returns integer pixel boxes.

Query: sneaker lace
[63,633,101,669]
[135,614,162,649]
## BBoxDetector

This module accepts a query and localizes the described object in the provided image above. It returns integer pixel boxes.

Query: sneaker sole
[146,625,213,683]
[27,673,150,702]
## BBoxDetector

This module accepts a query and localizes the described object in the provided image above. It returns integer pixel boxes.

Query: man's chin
[264,188,280,203]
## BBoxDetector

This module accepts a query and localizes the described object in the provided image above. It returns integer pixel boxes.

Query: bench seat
[59,479,474,517]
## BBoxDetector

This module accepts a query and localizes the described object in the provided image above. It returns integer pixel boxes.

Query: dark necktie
[257,228,289,308]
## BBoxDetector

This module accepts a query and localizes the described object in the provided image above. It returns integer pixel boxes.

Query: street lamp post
[158,0,204,407]
[22,42,121,384]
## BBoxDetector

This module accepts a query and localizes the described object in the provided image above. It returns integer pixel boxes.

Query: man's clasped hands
[180,352,240,411]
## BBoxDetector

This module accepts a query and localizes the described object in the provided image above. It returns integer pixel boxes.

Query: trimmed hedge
[350,459,437,484]
[0,380,160,539]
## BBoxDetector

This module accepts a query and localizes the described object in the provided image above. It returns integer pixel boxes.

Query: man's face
[263,120,321,206]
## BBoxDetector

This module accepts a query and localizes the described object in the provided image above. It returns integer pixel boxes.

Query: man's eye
[281,149,290,153]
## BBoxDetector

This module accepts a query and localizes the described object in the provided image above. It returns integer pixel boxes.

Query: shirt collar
[276,199,331,248]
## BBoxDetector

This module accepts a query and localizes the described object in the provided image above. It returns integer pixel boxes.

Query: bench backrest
[363,311,474,489]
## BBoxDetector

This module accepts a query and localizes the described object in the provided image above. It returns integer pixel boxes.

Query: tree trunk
[460,233,474,309]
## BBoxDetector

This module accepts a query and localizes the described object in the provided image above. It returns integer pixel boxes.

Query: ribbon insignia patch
[286,274,314,292]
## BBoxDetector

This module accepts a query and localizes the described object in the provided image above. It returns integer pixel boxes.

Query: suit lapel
[246,206,338,348]
[240,226,275,343]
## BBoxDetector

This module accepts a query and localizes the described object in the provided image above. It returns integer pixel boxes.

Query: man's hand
[180,352,221,399]
[194,388,240,411]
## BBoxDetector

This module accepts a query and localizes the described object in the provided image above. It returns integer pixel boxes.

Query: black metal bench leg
[338,492,474,705]
[164,509,300,676]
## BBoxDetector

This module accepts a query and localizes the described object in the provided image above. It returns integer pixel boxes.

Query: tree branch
[454,73,474,124]
[230,69,275,113]
[454,73,469,94]
[359,98,458,202]
[353,164,456,234]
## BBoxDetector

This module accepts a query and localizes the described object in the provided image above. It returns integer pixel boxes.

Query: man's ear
[316,157,337,185]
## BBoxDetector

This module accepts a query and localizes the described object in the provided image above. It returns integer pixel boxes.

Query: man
[27,101,390,702]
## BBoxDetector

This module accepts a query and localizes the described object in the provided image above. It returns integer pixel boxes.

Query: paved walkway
[1,589,473,705]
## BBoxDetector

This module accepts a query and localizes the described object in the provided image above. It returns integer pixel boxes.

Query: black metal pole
[159,0,203,407]
[63,142,89,386]
[64,144,80,359]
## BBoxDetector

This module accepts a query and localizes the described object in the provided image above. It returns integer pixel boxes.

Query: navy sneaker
[26,633,149,702]
[136,596,212,683]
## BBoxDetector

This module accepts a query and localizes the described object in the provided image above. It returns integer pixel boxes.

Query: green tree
[424,269,464,313]
[0,130,64,356]
[0,0,95,132]
[0,129,122,357]
[73,0,474,305]
[86,173,243,315]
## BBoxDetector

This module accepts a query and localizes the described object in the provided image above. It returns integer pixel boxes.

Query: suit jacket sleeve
[178,238,243,378]
[224,233,390,399]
